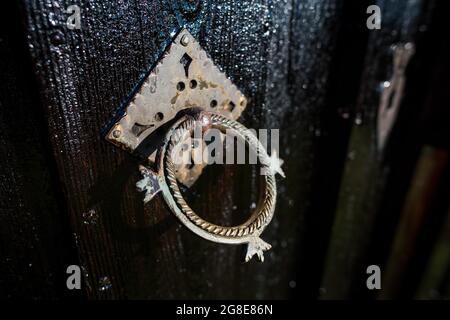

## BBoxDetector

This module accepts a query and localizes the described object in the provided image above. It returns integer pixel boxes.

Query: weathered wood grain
[2,0,447,299]
[21,0,346,299]
[0,2,77,299]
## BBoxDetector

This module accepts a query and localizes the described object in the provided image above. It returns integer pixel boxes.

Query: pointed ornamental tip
[261,150,286,178]
[136,166,161,203]
[245,237,272,262]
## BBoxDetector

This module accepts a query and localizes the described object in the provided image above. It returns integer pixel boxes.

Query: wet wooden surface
[0,2,77,298]
[1,0,448,299]
[18,0,349,299]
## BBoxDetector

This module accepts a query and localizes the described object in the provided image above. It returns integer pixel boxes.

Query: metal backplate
[106,28,247,153]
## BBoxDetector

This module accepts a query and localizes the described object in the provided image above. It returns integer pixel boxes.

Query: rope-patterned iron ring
[135,112,284,262]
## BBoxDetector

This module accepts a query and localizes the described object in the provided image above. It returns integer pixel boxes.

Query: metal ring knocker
[137,111,281,262]
[106,29,284,262]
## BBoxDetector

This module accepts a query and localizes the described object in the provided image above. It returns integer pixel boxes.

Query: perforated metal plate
[106,28,247,153]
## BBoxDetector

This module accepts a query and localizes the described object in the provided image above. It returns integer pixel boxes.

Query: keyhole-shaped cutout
[180,53,192,78]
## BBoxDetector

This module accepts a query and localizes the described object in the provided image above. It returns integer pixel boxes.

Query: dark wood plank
[0,1,78,299]
[21,0,347,299]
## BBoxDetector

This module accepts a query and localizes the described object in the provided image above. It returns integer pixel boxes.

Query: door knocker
[105,28,284,262]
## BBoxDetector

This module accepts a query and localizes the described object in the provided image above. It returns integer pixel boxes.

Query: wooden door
[1,0,448,299]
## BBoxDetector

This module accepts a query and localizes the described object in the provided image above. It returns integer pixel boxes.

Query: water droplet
[82,209,99,225]
[50,30,65,46]
[314,128,321,137]
[338,108,350,120]
[98,276,112,292]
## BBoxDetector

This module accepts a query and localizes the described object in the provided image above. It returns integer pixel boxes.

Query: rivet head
[197,112,212,132]
[112,129,121,138]
[50,30,65,46]
[180,35,190,46]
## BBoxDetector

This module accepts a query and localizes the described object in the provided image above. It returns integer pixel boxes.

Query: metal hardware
[377,42,415,151]
[106,28,247,186]
[137,111,279,262]
[106,28,247,153]
[106,29,283,262]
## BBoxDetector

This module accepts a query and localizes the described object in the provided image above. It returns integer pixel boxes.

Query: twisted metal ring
[156,112,277,262]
